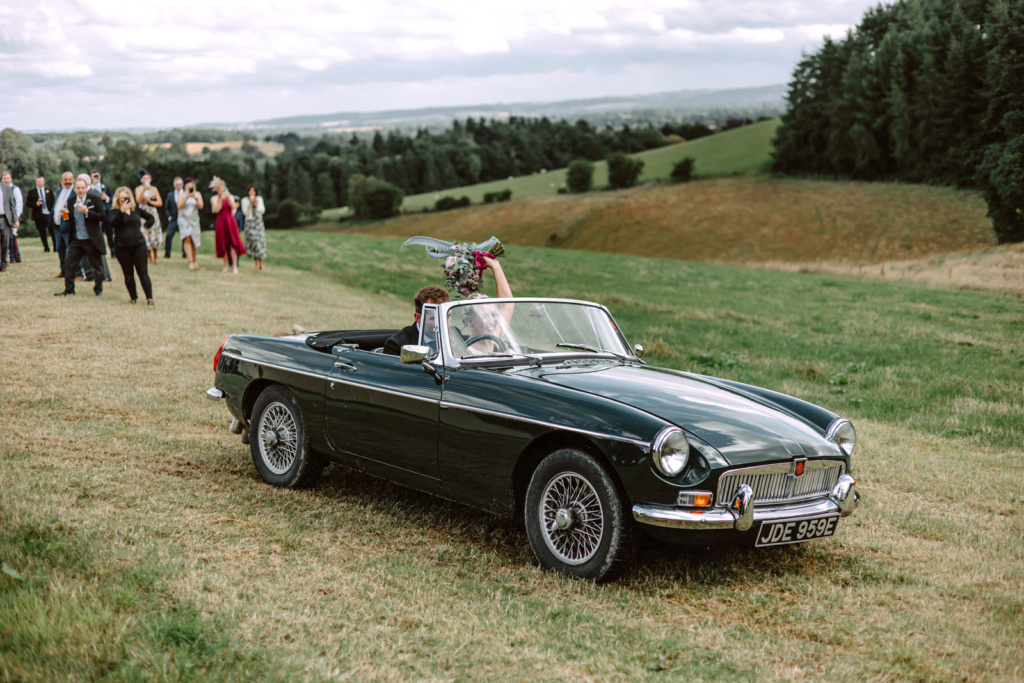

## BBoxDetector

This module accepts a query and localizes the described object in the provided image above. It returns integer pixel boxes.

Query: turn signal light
[677,491,713,508]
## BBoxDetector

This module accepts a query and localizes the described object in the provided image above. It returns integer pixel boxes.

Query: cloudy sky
[1,0,878,132]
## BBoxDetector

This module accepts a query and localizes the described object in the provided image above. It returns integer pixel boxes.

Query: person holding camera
[176,177,203,270]
[241,185,267,270]
[107,187,156,305]
[134,169,163,265]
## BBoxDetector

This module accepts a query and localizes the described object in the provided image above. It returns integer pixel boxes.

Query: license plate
[755,515,839,547]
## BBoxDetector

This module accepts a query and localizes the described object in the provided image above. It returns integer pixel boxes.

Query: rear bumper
[632,474,859,531]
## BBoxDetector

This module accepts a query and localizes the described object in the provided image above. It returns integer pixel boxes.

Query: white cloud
[0,0,878,130]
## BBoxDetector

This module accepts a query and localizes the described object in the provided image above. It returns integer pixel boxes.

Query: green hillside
[396,118,779,212]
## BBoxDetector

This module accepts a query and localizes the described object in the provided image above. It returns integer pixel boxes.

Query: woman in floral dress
[241,185,267,270]
[134,169,163,264]
[176,177,204,270]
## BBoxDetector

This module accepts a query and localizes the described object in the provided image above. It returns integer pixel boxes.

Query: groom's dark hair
[415,286,449,314]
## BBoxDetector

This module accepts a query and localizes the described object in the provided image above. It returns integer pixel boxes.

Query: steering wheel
[464,334,508,352]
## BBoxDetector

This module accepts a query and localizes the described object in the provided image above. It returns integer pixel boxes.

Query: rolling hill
[391,118,780,212]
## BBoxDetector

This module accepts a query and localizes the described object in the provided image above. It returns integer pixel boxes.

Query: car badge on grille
[792,458,806,478]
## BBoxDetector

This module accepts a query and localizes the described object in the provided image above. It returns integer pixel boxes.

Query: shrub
[483,189,513,203]
[670,157,696,183]
[276,198,301,228]
[566,160,595,193]
[607,152,644,189]
[362,182,404,219]
[434,195,471,212]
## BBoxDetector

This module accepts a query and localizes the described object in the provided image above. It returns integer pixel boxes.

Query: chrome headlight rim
[651,426,690,477]
[826,418,856,457]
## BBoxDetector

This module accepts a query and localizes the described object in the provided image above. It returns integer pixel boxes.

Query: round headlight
[828,420,856,456]
[652,427,690,477]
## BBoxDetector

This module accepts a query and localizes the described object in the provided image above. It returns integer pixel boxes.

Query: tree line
[771,0,1024,243]
[2,116,713,227]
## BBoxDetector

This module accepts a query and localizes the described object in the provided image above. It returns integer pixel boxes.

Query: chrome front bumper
[632,474,859,531]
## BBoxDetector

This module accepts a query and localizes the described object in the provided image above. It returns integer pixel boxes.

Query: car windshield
[446,300,631,359]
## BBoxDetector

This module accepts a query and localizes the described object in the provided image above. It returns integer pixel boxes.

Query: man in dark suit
[26,175,55,252]
[89,170,111,211]
[0,175,17,272]
[164,176,183,259]
[383,285,450,355]
[55,176,107,297]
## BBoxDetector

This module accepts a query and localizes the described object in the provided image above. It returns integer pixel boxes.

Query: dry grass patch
[337,175,994,268]
[2,240,1022,681]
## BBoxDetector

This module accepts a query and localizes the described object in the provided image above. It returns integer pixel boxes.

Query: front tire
[249,385,324,489]
[524,448,638,582]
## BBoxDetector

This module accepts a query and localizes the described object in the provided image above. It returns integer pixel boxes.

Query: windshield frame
[434,297,636,369]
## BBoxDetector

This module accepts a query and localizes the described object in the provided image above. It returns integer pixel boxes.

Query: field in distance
[339,174,997,272]
[319,118,780,217]
[142,140,285,157]
[2,232,1021,680]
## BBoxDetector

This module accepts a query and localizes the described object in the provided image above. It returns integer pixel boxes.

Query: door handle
[333,360,357,372]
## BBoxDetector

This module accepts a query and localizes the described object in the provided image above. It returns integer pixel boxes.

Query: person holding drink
[176,177,203,270]
[134,169,163,265]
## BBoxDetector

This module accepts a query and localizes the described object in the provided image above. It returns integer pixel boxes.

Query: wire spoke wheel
[258,402,298,475]
[539,471,604,566]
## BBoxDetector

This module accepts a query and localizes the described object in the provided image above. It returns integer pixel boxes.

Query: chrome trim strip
[222,352,328,381]
[439,400,650,448]
[223,352,440,404]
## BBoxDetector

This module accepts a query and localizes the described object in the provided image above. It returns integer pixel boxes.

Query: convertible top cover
[305,329,398,353]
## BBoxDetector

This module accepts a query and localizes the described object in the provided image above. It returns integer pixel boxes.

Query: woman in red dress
[209,176,246,274]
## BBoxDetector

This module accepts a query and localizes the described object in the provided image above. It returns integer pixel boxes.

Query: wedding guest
[1,172,24,264]
[26,175,55,252]
[89,170,112,211]
[134,169,163,264]
[176,177,203,270]
[164,176,184,259]
[107,187,155,306]
[88,170,112,282]
[0,172,17,272]
[54,176,106,297]
[51,172,82,279]
[383,286,450,355]
[241,185,267,270]
[234,202,245,233]
[209,176,245,274]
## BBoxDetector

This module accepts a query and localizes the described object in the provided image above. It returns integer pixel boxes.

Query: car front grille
[717,461,845,507]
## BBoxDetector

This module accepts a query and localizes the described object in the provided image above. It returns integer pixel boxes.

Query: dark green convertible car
[207,297,859,581]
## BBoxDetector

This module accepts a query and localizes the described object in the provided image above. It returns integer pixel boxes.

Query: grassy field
[320,119,780,217]
[2,233,1022,680]
[334,175,996,269]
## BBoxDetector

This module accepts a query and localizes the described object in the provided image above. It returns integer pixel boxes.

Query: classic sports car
[207,297,859,581]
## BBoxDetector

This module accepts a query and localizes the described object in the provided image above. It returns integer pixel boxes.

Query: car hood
[524,362,842,465]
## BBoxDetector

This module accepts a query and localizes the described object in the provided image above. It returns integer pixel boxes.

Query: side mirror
[634,344,644,359]
[400,345,431,364]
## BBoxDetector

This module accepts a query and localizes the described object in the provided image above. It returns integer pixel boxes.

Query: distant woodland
[772,0,1024,243]
[0,117,737,227]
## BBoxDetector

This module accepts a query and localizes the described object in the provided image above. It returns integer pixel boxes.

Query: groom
[384,286,450,355]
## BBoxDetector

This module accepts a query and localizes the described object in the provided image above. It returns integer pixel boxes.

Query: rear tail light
[213,336,230,371]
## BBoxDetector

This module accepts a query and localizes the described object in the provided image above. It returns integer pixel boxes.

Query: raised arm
[485,257,512,299]
[148,187,163,208]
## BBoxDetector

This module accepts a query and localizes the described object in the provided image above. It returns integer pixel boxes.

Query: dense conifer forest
[772,0,1024,243]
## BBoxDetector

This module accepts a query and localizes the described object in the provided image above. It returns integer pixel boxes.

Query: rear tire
[524,448,638,582]
[249,385,324,489]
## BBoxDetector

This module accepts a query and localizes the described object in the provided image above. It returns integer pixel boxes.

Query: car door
[324,347,443,483]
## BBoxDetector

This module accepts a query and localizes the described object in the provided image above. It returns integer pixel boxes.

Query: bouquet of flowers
[401,235,506,298]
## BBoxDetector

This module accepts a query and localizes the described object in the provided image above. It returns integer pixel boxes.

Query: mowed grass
[2,232,1023,681]
[319,119,780,216]
[339,175,995,268]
